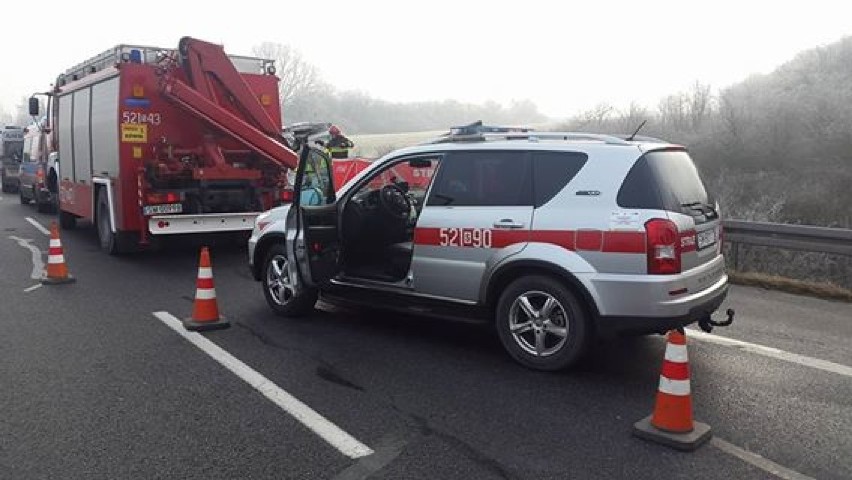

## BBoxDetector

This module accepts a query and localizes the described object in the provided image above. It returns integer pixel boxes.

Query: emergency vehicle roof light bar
[426,122,633,145]
[448,120,535,136]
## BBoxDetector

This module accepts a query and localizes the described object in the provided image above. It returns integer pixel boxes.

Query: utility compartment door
[294,146,339,286]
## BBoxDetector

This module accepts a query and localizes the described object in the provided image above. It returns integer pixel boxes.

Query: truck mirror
[28,97,39,116]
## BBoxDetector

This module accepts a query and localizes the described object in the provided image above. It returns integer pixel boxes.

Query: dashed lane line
[152,311,374,460]
[712,437,816,480]
[686,328,852,378]
[25,217,51,236]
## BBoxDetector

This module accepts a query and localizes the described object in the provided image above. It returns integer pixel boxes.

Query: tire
[495,275,590,371]
[19,188,28,204]
[97,190,120,255]
[59,208,76,230]
[262,244,317,316]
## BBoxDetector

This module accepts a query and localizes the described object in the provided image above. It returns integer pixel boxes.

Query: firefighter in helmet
[326,125,354,159]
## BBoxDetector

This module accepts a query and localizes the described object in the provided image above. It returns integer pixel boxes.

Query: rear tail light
[645,218,681,274]
[146,192,181,204]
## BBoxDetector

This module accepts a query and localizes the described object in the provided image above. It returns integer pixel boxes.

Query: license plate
[697,228,717,249]
[143,203,183,215]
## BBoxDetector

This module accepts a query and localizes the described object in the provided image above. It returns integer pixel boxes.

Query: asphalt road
[1,194,850,479]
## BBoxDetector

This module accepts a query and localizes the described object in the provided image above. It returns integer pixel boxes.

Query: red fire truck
[30,37,301,254]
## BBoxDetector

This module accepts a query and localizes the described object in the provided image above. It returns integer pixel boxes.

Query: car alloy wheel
[266,253,295,306]
[508,290,569,357]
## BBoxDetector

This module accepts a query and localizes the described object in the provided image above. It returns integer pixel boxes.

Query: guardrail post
[732,242,740,271]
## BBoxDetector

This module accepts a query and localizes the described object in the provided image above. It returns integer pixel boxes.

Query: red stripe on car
[414,228,647,254]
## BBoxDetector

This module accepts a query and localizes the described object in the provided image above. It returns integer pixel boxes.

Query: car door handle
[493,219,524,229]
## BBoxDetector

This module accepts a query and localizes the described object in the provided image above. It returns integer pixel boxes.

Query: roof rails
[425,121,634,145]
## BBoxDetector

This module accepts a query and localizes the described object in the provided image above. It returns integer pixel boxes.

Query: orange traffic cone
[41,221,75,285]
[182,246,229,332]
[632,329,711,451]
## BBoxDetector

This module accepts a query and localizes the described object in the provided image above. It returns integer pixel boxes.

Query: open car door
[293,145,340,286]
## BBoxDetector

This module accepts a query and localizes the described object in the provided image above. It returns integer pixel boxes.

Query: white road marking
[9,236,45,280]
[24,284,43,293]
[686,328,852,378]
[152,311,374,459]
[25,217,51,236]
[712,437,815,480]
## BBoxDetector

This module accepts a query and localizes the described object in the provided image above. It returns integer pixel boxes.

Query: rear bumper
[148,212,260,235]
[597,282,728,337]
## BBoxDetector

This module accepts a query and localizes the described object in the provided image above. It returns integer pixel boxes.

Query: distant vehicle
[1,126,25,193]
[29,37,301,254]
[17,118,56,212]
[248,122,731,371]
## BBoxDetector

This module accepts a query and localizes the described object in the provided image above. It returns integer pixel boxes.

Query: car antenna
[626,120,647,141]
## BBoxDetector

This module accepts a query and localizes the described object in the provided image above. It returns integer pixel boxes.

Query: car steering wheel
[378,184,411,220]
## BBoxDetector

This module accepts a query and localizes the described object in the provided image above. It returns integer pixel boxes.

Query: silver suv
[248,122,729,371]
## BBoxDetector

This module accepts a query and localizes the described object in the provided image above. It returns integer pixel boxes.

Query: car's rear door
[411,150,533,302]
[640,149,722,271]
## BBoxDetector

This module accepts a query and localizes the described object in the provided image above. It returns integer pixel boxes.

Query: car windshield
[360,158,439,202]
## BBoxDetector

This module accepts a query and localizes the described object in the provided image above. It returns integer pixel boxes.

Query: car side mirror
[28,97,40,116]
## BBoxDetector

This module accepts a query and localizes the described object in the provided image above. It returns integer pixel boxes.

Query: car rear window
[617,150,716,220]
[532,151,588,207]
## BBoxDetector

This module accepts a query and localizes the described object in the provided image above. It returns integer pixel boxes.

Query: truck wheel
[19,188,28,204]
[495,275,590,371]
[262,244,317,316]
[97,191,121,255]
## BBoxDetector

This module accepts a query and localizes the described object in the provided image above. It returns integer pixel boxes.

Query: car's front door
[411,150,534,302]
[293,146,339,287]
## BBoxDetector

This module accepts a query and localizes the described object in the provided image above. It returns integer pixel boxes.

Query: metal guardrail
[721,220,852,269]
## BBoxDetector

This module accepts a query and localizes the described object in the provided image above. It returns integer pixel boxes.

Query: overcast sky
[1,0,850,121]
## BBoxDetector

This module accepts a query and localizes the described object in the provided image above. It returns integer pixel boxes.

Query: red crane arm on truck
[158,36,300,171]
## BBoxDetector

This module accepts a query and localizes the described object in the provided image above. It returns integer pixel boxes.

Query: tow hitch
[698,308,734,333]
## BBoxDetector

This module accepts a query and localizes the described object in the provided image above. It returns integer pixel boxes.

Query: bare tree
[252,42,322,109]
[658,93,687,130]
[572,102,614,129]
[688,81,712,131]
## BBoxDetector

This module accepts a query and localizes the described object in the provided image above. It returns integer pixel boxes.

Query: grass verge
[728,271,852,302]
